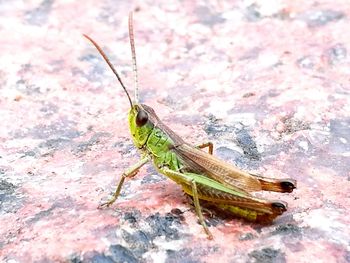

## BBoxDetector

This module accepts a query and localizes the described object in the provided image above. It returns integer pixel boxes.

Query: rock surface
[0,1,349,262]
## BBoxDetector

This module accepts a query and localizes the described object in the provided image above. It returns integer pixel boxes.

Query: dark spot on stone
[27,197,75,223]
[234,128,261,161]
[21,150,37,157]
[204,114,239,140]
[159,94,188,111]
[345,250,350,263]
[204,216,222,227]
[204,115,260,165]
[34,257,55,263]
[121,230,153,255]
[239,48,261,61]
[25,0,54,26]
[329,118,350,153]
[90,254,115,263]
[299,10,345,28]
[31,118,80,140]
[96,4,126,26]
[239,232,255,241]
[271,224,302,236]
[68,252,83,263]
[123,211,139,224]
[113,140,136,156]
[27,118,82,153]
[0,167,6,174]
[170,208,183,215]
[145,212,180,240]
[109,244,138,263]
[243,92,256,98]
[245,4,262,22]
[39,138,72,151]
[53,196,75,208]
[272,9,291,20]
[0,179,16,194]
[40,102,59,116]
[47,59,65,73]
[195,6,225,26]
[248,247,286,263]
[281,117,310,135]
[16,79,42,95]
[20,63,32,71]
[267,89,280,97]
[169,208,185,222]
[0,179,22,213]
[80,51,122,83]
[72,132,111,155]
[296,55,316,69]
[27,206,56,224]
[79,251,115,263]
[165,249,198,263]
[325,44,347,65]
[141,167,164,184]
[0,180,16,199]
[79,54,100,62]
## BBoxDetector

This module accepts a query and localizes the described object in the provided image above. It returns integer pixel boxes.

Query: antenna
[83,34,133,108]
[128,12,139,103]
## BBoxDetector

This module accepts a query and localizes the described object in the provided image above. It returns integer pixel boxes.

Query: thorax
[145,126,183,171]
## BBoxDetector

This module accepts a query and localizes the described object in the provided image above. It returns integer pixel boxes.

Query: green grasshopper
[84,13,296,239]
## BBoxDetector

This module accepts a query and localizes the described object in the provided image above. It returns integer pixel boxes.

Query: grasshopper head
[128,104,154,149]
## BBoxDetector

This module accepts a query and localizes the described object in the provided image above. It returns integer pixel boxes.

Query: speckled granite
[0,1,349,262]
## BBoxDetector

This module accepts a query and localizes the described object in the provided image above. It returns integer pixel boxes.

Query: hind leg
[160,168,213,239]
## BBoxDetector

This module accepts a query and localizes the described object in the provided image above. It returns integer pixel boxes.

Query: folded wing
[174,143,263,192]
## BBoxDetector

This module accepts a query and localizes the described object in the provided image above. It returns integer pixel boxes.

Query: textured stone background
[0,0,349,262]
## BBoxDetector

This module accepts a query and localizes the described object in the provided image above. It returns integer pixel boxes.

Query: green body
[128,104,276,222]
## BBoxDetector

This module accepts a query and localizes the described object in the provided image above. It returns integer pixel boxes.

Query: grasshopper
[84,12,296,239]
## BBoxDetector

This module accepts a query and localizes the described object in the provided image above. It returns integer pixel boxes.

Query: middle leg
[196,142,214,155]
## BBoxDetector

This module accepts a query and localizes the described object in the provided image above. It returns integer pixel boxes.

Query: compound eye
[136,109,148,127]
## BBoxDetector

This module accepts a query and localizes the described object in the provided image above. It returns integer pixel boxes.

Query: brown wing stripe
[174,144,263,192]
[258,178,296,193]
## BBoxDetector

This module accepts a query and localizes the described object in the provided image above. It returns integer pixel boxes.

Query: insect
[84,12,296,239]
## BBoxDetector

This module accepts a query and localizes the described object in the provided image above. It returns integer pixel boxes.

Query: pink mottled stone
[0,1,349,262]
